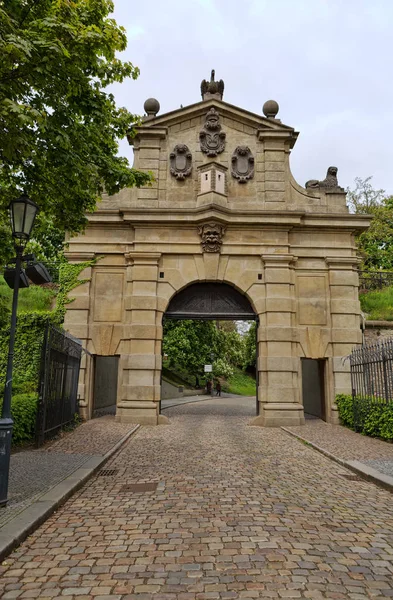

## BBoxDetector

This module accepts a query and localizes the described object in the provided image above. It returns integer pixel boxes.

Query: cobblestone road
[1,397,393,599]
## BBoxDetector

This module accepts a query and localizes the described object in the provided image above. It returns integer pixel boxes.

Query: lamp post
[0,194,39,507]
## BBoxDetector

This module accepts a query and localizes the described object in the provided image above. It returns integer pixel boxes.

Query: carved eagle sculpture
[305,166,344,191]
[201,70,224,100]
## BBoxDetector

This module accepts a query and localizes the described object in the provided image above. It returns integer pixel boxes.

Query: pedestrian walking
[215,381,221,396]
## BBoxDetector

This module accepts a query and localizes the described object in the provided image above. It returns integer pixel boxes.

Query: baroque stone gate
[65,72,370,426]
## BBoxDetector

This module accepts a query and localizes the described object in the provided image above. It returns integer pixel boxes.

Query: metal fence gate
[350,339,393,431]
[36,325,82,446]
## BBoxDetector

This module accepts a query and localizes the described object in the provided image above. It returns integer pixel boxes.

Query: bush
[336,394,355,429]
[0,393,39,444]
[336,393,393,441]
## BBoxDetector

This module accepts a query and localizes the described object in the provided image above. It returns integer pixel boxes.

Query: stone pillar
[252,254,304,426]
[326,257,362,423]
[116,252,162,425]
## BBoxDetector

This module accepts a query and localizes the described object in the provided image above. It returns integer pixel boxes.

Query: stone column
[116,252,163,425]
[252,254,304,426]
[326,257,362,423]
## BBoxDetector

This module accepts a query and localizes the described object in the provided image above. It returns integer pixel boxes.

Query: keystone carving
[199,108,226,157]
[231,146,254,183]
[198,221,226,253]
[305,166,344,191]
[170,144,192,180]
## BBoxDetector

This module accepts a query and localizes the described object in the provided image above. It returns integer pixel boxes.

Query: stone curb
[161,396,213,410]
[0,424,140,563]
[281,427,393,493]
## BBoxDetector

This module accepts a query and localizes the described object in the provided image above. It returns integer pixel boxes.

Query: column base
[250,403,305,427]
[115,401,159,425]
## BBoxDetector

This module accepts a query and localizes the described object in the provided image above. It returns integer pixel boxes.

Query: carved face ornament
[198,221,226,253]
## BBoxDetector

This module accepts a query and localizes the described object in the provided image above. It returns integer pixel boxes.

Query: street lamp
[0,194,39,507]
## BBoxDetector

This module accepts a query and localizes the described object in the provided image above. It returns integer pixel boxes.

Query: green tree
[346,176,385,214]
[163,320,219,380]
[0,0,151,264]
[243,321,257,370]
[347,177,393,271]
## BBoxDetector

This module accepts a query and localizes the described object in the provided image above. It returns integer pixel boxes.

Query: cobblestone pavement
[286,419,393,478]
[1,397,393,599]
[1,417,135,528]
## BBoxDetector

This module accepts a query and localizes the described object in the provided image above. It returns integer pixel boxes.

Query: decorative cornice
[125,252,162,266]
[325,257,361,268]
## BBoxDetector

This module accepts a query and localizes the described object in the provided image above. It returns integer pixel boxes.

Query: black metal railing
[358,270,393,292]
[36,325,82,446]
[350,339,393,431]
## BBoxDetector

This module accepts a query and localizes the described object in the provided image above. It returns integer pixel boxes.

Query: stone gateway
[64,72,370,426]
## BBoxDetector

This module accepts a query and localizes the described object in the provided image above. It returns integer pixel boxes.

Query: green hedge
[0,393,38,444]
[336,393,393,441]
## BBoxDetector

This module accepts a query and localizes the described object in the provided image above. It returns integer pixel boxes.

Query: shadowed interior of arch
[165,282,256,321]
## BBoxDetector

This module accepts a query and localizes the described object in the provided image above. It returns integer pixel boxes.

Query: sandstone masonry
[65,77,370,426]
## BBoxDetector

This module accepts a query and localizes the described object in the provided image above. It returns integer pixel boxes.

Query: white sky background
[109,0,393,195]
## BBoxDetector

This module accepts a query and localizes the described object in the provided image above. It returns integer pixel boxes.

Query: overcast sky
[109,0,393,195]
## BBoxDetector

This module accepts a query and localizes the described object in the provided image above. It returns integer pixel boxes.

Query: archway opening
[161,283,258,417]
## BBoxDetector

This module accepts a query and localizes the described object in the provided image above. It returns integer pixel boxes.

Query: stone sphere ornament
[144,98,160,117]
[263,99,279,119]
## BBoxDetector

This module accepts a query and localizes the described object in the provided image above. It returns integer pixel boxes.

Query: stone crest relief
[231,146,254,183]
[170,144,192,180]
[198,221,226,253]
[199,108,226,157]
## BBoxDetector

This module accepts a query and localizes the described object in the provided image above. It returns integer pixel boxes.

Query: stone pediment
[129,98,298,148]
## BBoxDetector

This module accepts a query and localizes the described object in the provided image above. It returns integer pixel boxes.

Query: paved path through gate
[1,397,393,599]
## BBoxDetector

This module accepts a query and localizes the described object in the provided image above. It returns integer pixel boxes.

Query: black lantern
[3,267,30,289]
[9,194,39,242]
[25,261,52,285]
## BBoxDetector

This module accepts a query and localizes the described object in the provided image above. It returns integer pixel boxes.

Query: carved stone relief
[170,144,192,180]
[231,146,254,183]
[199,108,226,157]
[198,221,226,253]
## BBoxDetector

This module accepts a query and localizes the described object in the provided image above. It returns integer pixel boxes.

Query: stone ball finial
[144,98,160,117]
[263,99,279,119]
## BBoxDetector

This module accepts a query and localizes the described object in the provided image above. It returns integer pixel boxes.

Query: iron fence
[36,325,82,446]
[350,338,393,431]
[358,270,393,292]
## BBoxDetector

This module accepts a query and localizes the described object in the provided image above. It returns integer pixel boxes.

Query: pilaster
[252,254,304,426]
[116,252,163,424]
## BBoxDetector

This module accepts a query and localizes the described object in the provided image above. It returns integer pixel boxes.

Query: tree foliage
[347,177,393,271]
[0,0,151,264]
[243,321,257,370]
[163,320,248,381]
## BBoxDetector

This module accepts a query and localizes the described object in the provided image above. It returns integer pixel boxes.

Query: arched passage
[162,282,258,415]
[165,282,256,320]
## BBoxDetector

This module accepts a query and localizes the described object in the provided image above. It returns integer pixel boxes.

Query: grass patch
[0,279,56,313]
[222,368,256,396]
[360,286,393,321]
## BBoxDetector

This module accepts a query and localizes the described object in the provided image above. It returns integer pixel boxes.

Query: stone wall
[364,321,393,344]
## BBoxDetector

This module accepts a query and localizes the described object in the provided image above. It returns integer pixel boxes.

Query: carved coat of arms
[198,221,226,253]
[170,144,192,180]
[231,146,254,183]
[199,108,226,157]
